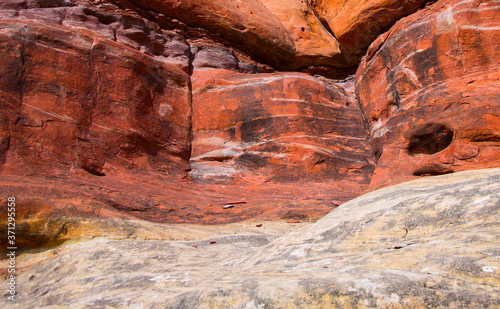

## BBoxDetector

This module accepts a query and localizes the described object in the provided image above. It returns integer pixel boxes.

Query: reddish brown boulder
[356,0,500,189]
[191,69,374,186]
[0,19,192,179]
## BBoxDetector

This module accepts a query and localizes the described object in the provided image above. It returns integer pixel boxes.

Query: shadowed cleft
[81,157,106,176]
[407,123,454,156]
[413,164,454,177]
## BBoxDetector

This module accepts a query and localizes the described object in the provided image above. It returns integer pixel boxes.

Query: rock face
[0,22,192,178]
[0,0,381,226]
[0,0,499,306]
[2,168,499,308]
[0,0,498,234]
[191,69,374,185]
[130,0,348,71]
[309,0,431,63]
[356,0,500,190]
[0,0,498,225]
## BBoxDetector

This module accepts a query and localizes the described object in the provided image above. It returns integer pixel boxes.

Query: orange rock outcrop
[356,0,500,189]
[0,0,498,231]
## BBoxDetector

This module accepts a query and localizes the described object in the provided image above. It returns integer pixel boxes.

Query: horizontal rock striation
[0,0,499,306]
[0,1,193,179]
[0,0,379,226]
[191,69,374,185]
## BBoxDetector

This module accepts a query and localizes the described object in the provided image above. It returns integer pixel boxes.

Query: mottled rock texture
[0,20,192,178]
[0,0,498,226]
[356,0,500,190]
[2,168,499,308]
[309,0,431,63]
[0,0,375,226]
[0,1,499,306]
[191,69,374,185]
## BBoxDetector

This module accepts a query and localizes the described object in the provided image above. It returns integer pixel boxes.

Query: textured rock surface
[191,69,374,185]
[2,168,499,308]
[0,0,498,307]
[127,0,347,71]
[255,0,343,68]
[0,3,193,179]
[0,0,498,229]
[126,0,433,70]
[0,0,380,225]
[309,0,431,63]
[356,0,500,190]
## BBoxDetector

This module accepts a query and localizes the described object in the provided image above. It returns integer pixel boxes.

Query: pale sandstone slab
[2,168,498,308]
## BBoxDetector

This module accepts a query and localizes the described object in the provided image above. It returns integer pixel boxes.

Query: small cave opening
[80,156,106,176]
[407,123,454,156]
[82,162,106,176]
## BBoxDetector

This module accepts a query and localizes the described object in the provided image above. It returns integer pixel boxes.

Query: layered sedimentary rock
[356,0,500,189]
[0,0,379,226]
[129,0,346,71]
[0,1,193,179]
[0,0,499,225]
[3,169,499,308]
[127,0,433,71]
[0,0,499,307]
[190,69,374,185]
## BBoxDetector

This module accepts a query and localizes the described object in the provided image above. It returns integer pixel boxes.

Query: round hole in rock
[407,123,454,155]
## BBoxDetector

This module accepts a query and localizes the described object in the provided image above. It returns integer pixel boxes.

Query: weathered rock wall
[0,0,498,226]
[191,69,374,185]
[356,0,500,189]
[0,1,499,306]
[0,0,193,179]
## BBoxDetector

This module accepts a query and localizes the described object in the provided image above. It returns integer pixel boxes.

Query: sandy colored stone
[1,168,498,308]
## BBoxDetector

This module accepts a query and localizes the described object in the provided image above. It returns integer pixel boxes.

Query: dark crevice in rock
[0,135,11,164]
[81,158,106,176]
[413,165,454,177]
[186,68,194,173]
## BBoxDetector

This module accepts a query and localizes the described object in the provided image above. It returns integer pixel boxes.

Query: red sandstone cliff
[0,0,498,236]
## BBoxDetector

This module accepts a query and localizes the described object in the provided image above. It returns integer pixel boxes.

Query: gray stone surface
[1,168,499,308]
